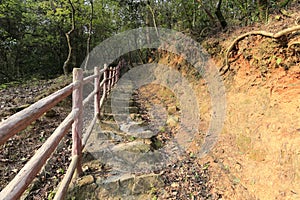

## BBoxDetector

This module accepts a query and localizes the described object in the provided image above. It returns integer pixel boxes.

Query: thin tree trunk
[215,0,227,29]
[197,0,216,24]
[147,3,159,37]
[84,0,93,71]
[63,0,76,75]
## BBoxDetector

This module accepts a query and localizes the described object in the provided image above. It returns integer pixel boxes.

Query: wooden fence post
[72,68,83,176]
[99,64,108,111]
[111,67,116,87]
[115,65,119,83]
[107,67,112,93]
[94,67,100,117]
[116,61,121,82]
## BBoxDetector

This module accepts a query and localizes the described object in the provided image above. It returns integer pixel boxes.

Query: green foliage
[0,84,7,90]
[128,136,136,141]
[0,0,296,84]
[276,57,282,66]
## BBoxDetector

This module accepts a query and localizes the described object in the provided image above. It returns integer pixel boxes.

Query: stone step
[110,88,137,95]
[96,173,164,199]
[100,113,128,121]
[104,98,138,107]
[111,139,151,153]
[98,120,119,130]
[119,123,157,139]
[97,130,125,142]
[87,146,171,175]
[67,170,163,200]
[106,93,133,100]
[102,106,139,114]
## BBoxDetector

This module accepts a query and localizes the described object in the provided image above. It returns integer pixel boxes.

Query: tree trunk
[215,0,227,29]
[257,0,269,22]
[197,0,216,25]
[63,0,76,75]
[84,0,93,71]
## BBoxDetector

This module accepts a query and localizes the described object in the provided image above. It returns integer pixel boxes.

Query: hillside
[194,10,300,199]
[0,6,299,200]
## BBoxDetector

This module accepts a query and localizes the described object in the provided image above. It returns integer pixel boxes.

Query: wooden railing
[0,61,124,200]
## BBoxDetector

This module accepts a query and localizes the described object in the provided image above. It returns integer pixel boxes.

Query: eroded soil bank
[170,10,300,199]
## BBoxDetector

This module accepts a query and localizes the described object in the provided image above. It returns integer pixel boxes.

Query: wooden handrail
[0,83,74,146]
[0,60,125,200]
[0,109,77,199]
[82,68,105,84]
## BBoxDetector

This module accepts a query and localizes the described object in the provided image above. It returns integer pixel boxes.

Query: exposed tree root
[220,25,300,75]
[288,40,300,50]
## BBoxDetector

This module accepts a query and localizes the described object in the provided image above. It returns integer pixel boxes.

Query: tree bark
[84,0,94,71]
[215,0,227,29]
[197,0,216,24]
[63,0,76,75]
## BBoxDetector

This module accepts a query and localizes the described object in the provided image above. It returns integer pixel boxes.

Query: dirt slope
[199,11,300,200]
[156,9,300,199]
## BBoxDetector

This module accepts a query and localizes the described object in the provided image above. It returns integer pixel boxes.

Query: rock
[77,175,94,187]
[167,115,179,127]
[96,173,164,199]
[97,173,135,198]
[112,140,151,153]
[96,188,111,199]
[130,113,136,120]
[120,122,157,139]
[132,173,164,194]
[167,105,177,115]
[130,113,143,121]
[130,130,156,139]
[67,183,97,199]
[44,109,57,118]
[82,165,89,173]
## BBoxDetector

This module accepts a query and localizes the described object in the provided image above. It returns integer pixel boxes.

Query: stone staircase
[67,81,172,199]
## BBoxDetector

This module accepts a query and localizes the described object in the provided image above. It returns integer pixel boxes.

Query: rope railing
[0,60,125,200]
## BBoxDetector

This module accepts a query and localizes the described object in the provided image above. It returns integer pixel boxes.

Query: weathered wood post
[99,64,108,111]
[117,59,124,82]
[107,67,112,93]
[111,67,116,87]
[115,64,119,83]
[94,67,100,117]
[72,68,83,176]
